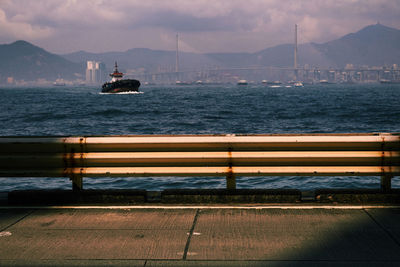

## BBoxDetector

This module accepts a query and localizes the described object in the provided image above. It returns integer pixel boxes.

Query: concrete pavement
[1,205,400,266]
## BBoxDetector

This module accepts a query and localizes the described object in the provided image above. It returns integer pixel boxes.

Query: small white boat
[237,80,248,85]
[176,80,192,85]
[294,82,304,87]
[54,78,66,86]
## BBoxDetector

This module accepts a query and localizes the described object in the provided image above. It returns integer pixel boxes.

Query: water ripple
[0,84,399,190]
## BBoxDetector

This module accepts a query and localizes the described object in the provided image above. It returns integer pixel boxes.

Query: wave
[99,91,144,95]
[89,108,128,116]
[23,113,68,122]
[2,84,400,191]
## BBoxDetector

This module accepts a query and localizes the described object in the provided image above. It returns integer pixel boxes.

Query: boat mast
[176,33,179,80]
[294,24,298,69]
[294,24,298,80]
[294,24,297,69]
[110,61,123,82]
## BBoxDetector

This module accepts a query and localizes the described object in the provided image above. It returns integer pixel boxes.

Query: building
[86,61,106,84]
[7,77,14,84]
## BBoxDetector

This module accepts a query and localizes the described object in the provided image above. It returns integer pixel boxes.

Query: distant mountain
[314,23,400,67]
[0,40,83,82]
[255,23,400,68]
[62,24,400,71]
[1,23,399,83]
[64,47,259,71]
[255,43,334,68]
[63,48,220,73]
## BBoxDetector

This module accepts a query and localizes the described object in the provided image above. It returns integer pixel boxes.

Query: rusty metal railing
[0,133,399,191]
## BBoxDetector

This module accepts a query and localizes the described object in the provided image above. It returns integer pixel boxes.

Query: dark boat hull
[102,79,140,93]
[380,80,400,84]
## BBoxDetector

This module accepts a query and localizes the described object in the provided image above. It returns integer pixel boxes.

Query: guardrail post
[226,172,236,190]
[71,174,83,191]
[381,174,392,192]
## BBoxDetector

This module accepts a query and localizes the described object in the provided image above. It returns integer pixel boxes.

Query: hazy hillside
[1,23,399,83]
[63,23,400,70]
[64,48,220,72]
[253,23,400,68]
[0,40,83,82]
[314,23,400,67]
[254,43,334,68]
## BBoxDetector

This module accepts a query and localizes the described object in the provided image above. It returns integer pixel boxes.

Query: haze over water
[1,83,399,191]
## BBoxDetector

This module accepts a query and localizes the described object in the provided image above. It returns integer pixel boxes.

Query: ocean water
[1,83,399,191]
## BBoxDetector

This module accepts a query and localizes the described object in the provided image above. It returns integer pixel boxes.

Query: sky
[1,0,400,54]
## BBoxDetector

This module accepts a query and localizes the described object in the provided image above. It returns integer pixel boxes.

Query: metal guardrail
[0,133,399,191]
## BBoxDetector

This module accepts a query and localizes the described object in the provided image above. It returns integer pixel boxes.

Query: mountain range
[0,40,83,82]
[0,23,399,83]
[63,23,400,71]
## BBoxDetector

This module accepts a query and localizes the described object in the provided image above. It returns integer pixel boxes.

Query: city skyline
[1,20,399,86]
[1,0,400,54]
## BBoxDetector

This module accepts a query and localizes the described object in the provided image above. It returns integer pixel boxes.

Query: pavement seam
[183,208,200,260]
[363,208,400,249]
[3,205,400,209]
[0,209,36,232]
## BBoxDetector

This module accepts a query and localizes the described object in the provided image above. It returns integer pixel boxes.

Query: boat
[380,79,400,84]
[101,62,140,93]
[262,80,282,85]
[294,82,304,87]
[237,80,248,85]
[176,80,192,85]
[319,80,335,84]
[53,79,66,86]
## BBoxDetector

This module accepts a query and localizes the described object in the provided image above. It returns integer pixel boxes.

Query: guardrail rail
[0,133,399,191]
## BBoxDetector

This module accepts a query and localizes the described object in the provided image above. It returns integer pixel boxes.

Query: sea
[1,83,399,191]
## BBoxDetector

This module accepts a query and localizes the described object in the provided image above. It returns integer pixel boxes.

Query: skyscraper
[86,61,106,84]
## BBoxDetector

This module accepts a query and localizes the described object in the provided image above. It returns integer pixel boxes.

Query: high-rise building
[86,61,106,84]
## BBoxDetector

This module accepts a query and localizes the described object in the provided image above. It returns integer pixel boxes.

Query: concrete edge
[315,189,400,203]
[3,189,400,206]
[1,204,400,209]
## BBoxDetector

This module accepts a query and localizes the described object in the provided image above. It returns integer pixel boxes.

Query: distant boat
[380,79,400,84]
[237,80,248,85]
[319,80,335,84]
[102,62,140,93]
[263,80,281,85]
[53,79,66,86]
[294,82,304,87]
[176,81,192,85]
[53,82,66,86]
[143,82,155,86]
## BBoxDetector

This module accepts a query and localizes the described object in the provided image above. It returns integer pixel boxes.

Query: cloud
[0,8,53,40]
[0,0,399,53]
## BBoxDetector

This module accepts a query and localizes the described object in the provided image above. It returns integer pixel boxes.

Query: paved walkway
[1,205,400,266]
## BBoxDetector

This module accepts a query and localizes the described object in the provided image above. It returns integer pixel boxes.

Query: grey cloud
[0,0,399,54]
[129,9,267,32]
